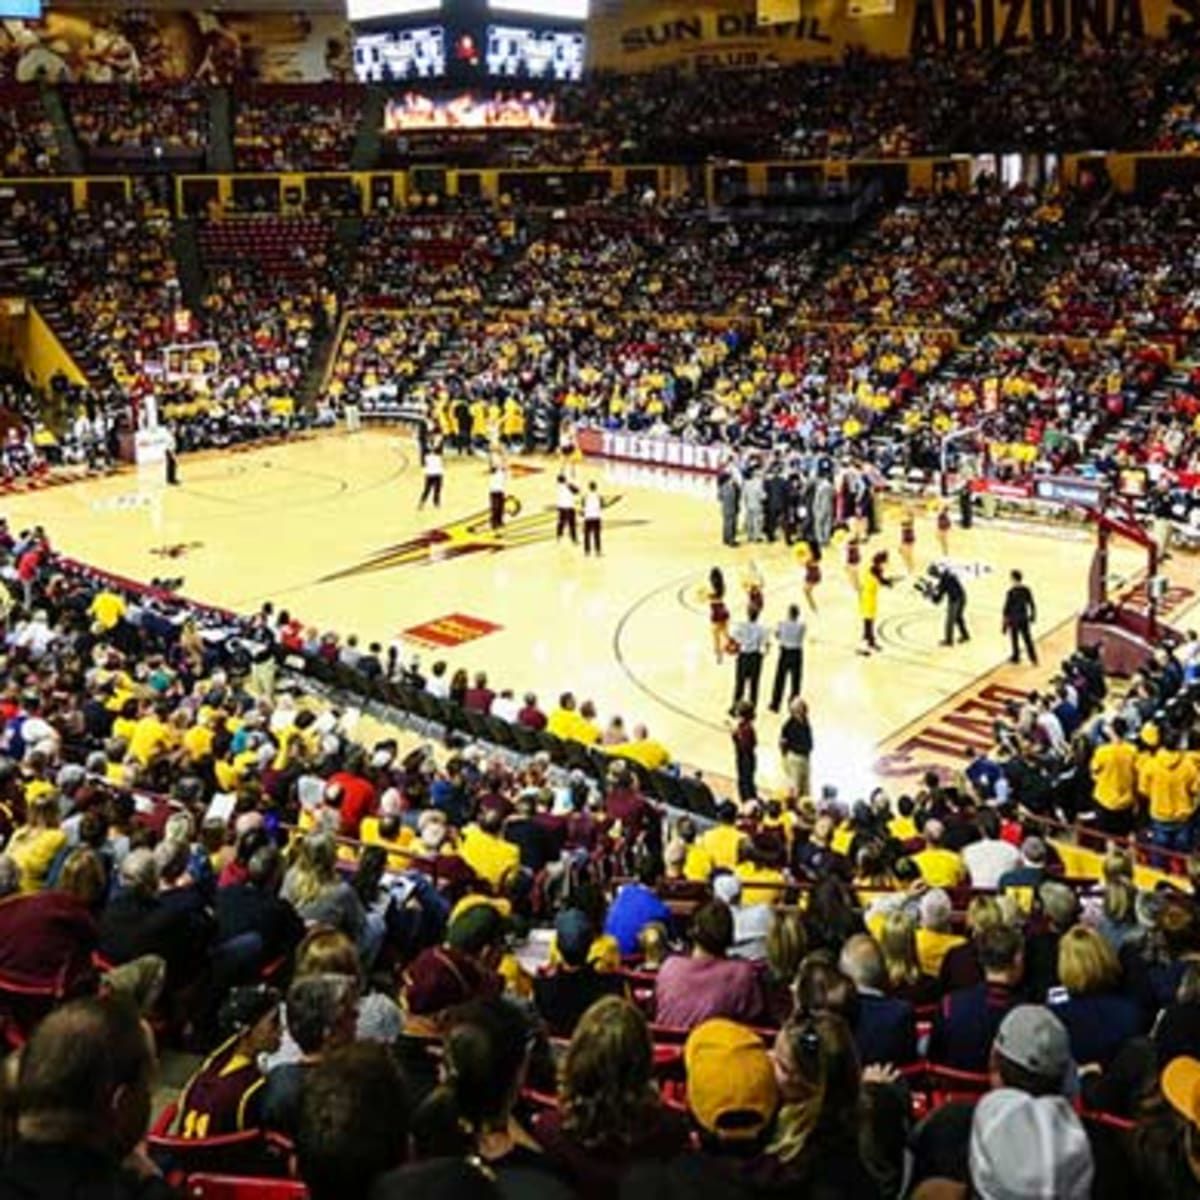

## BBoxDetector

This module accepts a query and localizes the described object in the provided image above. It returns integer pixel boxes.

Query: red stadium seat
[0,967,69,1050]
[187,1177,308,1200]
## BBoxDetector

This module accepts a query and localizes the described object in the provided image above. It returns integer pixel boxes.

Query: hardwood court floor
[24,428,1196,797]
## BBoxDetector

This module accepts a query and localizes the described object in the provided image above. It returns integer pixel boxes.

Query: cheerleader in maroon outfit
[706,566,730,664]
[936,502,952,558]
[843,530,862,592]
[899,505,917,575]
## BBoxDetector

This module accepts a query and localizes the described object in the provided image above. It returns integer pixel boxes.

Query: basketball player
[556,472,579,542]
[583,481,603,555]
[488,450,507,531]
[419,438,444,509]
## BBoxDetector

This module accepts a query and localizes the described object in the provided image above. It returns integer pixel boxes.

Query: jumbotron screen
[487,26,585,81]
[347,0,441,19]
[384,91,560,130]
[487,0,589,17]
[354,27,446,81]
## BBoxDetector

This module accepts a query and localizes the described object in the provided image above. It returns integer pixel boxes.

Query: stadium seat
[0,968,69,1050]
[147,1127,294,1187]
[186,1177,308,1200]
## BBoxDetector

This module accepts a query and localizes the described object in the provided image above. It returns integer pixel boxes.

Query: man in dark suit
[216,844,305,968]
[839,934,917,1065]
[1002,569,1038,664]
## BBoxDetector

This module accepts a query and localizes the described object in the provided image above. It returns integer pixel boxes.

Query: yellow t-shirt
[89,590,126,630]
[128,716,172,767]
[698,824,743,873]
[915,927,965,977]
[460,826,520,889]
[913,847,965,888]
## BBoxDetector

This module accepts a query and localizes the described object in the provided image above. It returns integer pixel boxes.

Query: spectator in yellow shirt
[912,819,966,889]
[915,887,966,977]
[674,816,714,883]
[546,693,597,745]
[609,723,672,772]
[8,792,67,892]
[88,588,126,631]
[360,791,418,872]
[128,701,176,768]
[697,801,744,873]
[460,808,520,890]
[1089,718,1138,835]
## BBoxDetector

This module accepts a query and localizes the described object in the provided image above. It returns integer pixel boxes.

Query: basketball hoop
[160,341,221,387]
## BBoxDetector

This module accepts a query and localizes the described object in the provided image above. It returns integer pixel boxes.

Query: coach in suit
[1003,569,1038,664]
[840,934,917,1066]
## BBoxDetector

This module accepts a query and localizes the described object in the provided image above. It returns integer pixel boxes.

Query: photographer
[923,564,970,647]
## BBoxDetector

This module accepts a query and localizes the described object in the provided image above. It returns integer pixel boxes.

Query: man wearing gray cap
[910,1004,1109,1196]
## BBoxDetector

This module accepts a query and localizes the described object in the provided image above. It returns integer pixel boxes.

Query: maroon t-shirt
[533,1104,691,1200]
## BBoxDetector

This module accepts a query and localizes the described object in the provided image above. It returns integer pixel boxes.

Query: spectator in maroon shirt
[604,761,655,841]
[534,996,690,1198]
[0,847,104,996]
[463,672,496,714]
[518,692,547,730]
[655,900,767,1028]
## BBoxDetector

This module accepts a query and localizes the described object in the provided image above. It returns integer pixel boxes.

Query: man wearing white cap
[969,1087,1093,1199]
[911,1005,1106,1197]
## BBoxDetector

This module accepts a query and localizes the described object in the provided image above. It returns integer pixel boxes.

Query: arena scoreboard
[350,0,587,83]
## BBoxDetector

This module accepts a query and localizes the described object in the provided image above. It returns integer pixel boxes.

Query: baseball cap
[993,1005,1076,1093]
[969,1088,1093,1200]
[554,909,594,967]
[1163,1055,1200,1125]
[217,984,281,1039]
[684,1019,778,1142]
[712,872,742,906]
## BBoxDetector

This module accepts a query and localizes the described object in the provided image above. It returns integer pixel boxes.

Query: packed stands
[0,84,57,176]
[234,84,365,173]
[66,84,208,170]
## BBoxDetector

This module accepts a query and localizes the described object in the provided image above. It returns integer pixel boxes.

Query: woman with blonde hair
[8,791,67,893]
[877,908,939,1006]
[1099,849,1137,950]
[281,832,379,965]
[534,997,689,1199]
[939,894,1005,992]
[765,907,808,1026]
[758,1013,879,1193]
[1048,924,1144,1068]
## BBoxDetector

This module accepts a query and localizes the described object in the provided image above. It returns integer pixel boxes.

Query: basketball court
[22,428,1199,796]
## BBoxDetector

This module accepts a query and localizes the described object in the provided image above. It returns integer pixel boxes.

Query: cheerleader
[843,529,862,593]
[936,502,952,558]
[899,505,916,575]
[705,566,730,664]
[858,550,894,655]
[742,559,765,620]
[558,422,582,477]
[795,540,821,613]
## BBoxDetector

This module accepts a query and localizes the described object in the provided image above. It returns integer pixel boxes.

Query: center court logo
[320,493,644,582]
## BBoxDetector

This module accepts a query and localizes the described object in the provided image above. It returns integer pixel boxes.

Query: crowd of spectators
[0,85,57,176]
[234,84,365,173]
[345,205,517,309]
[0,534,1199,1197]
[66,84,208,164]
[1000,186,1200,343]
[803,180,1073,329]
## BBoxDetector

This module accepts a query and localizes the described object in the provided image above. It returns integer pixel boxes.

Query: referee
[730,608,769,713]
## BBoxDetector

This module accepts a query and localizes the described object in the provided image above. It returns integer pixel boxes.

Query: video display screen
[486,25,585,81]
[487,0,589,18]
[347,0,441,20]
[354,27,446,81]
[384,90,560,130]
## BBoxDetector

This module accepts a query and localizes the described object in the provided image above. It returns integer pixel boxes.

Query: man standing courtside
[1003,570,1037,664]
[730,608,768,713]
[769,604,805,713]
